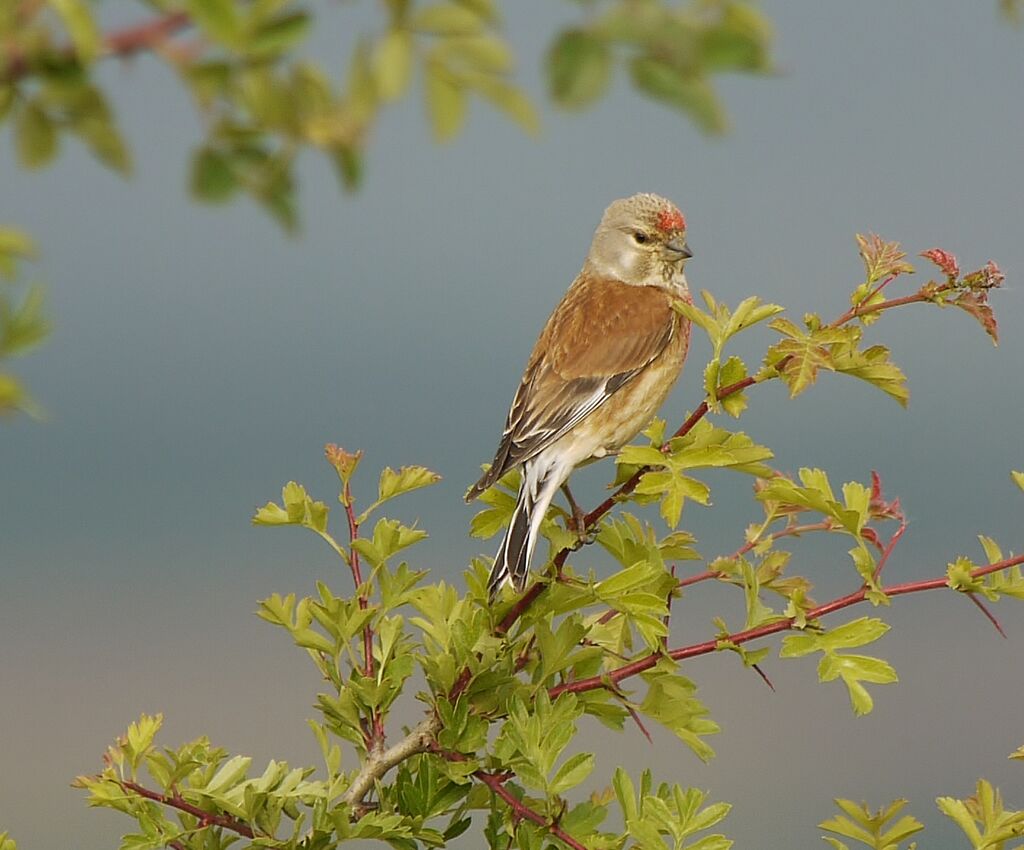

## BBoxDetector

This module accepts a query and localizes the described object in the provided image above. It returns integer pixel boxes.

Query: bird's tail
[487,459,565,599]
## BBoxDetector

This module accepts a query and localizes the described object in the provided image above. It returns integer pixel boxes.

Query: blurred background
[2,1,1023,847]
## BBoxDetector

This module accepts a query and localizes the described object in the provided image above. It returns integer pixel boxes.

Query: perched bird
[466,193,694,598]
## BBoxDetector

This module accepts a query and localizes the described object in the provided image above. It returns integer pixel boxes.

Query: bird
[466,193,694,598]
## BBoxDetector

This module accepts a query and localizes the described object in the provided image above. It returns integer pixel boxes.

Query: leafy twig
[496,269,976,637]
[2,11,191,82]
[118,779,256,840]
[547,548,1024,699]
[340,715,441,807]
[474,771,590,850]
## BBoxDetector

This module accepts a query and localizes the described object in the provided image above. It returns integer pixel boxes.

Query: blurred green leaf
[249,12,311,57]
[412,3,484,36]
[547,30,612,109]
[425,61,466,141]
[50,0,102,63]
[186,0,242,46]
[190,148,239,202]
[374,30,414,102]
[630,57,726,133]
[15,102,59,169]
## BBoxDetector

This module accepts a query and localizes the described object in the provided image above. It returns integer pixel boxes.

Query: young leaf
[856,234,914,284]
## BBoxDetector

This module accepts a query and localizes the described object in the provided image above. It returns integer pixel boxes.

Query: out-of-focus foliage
[0,0,776,229]
[0,227,47,417]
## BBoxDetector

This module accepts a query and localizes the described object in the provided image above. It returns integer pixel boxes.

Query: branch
[340,715,441,807]
[496,273,962,636]
[548,550,1024,699]
[474,771,590,850]
[3,11,191,83]
[343,481,375,681]
[118,779,256,839]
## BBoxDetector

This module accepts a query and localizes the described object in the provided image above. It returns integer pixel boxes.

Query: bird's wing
[466,274,676,500]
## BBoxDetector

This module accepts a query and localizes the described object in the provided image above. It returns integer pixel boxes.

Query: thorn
[752,663,776,691]
[625,704,654,744]
[967,593,1007,639]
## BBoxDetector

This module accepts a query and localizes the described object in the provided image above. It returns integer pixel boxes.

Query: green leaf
[469,77,540,135]
[204,755,252,794]
[547,30,611,109]
[1012,470,1024,493]
[190,148,238,202]
[612,767,638,821]
[412,3,484,36]
[0,228,36,266]
[352,518,428,568]
[440,35,513,73]
[549,752,595,794]
[374,30,414,102]
[831,343,908,407]
[425,61,466,141]
[186,0,242,46]
[630,57,726,134]
[51,0,102,62]
[71,106,132,176]
[717,356,748,417]
[686,836,732,850]
[329,144,363,191]
[379,465,443,503]
[781,617,890,656]
[249,12,311,57]
[936,796,984,846]
[15,102,58,169]
[764,318,840,398]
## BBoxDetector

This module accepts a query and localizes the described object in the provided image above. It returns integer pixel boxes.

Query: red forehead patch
[656,207,686,233]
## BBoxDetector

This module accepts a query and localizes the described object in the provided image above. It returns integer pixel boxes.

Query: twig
[495,278,948,637]
[873,519,907,582]
[474,771,590,850]
[3,11,191,82]
[340,715,441,807]
[118,780,256,839]
[342,481,374,680]
[547,549,1024,699]
[595,521,838,628]
[731,520,837,560]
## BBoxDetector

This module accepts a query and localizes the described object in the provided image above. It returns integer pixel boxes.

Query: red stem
[548,550,1024,699]
[3,11,191,81]
[343,483,386,743]
[119,780,255,839]
[474,771,590,850]
[343,483,374,680]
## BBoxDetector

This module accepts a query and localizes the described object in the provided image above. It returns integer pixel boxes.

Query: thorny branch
[496,271,991,636]
[118,779,256,840]
[474,771,590,850]
[548,548,1024,699]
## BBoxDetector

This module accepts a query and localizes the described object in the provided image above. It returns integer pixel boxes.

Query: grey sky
[2,2,1023,847]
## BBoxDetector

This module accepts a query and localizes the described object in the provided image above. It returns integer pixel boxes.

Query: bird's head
[585,193,691,290]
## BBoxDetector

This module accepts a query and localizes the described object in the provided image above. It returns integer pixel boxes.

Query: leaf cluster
[0,227,48,417]
[1,0,779,231]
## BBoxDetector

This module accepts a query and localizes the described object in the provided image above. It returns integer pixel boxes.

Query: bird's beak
[665,235,692,260]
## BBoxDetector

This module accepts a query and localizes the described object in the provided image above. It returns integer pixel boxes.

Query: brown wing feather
[466,273,676,500]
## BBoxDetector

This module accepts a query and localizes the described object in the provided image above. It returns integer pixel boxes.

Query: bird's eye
[633,231,648,244]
